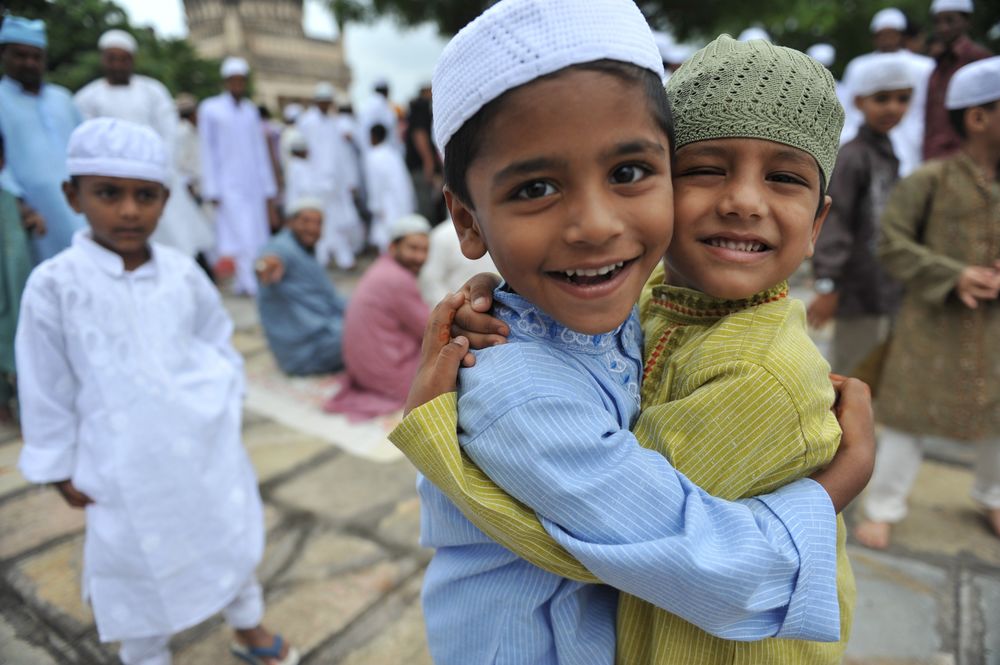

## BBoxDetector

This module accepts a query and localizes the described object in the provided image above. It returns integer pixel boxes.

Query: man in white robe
[358,79,401,154]
[296,82,363,268]
[199,57,277,296]
[75,30,211,258]
[839,8,935,176]
[364,122,415,251]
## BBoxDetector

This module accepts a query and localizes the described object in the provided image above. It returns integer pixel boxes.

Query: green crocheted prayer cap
[666,34,844,184]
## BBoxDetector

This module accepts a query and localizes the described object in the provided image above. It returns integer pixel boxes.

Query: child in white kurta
[16,118,297,665]
[364,123,415,251]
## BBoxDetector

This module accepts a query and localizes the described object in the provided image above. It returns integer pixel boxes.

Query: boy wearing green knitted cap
[395,33,859,663]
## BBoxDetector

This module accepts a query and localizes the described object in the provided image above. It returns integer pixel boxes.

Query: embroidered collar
[493,285,637,355]
[649,281,788,323]
[74,228,158,279]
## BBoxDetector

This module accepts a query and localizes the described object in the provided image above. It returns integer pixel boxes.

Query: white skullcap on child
[870,8,907,33]
[807,43,836,68]
[431,0,664,152]
[221,56,250,78]
[98,29,137,53]
[389,214,431,242]
[852,53,916,97]
[945,56,1000,109]
[931,0,973,14]
[283,102,303,123]
[285,128,307,152]
[286,197,325,218]
[67,118,169,186]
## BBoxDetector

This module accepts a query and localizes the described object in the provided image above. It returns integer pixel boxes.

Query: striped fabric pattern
[391,285,841,663]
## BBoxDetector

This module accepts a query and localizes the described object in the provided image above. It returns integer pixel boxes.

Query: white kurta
[17,231,263,642]
[364,143,416,251]
[296,107,363,267]
[284,155,325,212]
[418,220,498,306]
[75,76,213,257]
[357,92,401,154]
[199,93,277,295]
[839,50,935,177]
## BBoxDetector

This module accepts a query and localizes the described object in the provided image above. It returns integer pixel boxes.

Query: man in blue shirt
[0,16,84,262]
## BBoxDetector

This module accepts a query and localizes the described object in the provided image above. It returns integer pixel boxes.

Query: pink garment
[324,254,430,421]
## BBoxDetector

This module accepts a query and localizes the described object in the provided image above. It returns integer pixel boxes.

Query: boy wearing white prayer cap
[387,1,875,663]
[924,0,991,160]
[16,118,298,665]
[810,53,914,374]
[855,56,1000,551]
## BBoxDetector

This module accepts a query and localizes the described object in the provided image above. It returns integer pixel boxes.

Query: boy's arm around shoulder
[16,269,81,483]
[878,162,966,305]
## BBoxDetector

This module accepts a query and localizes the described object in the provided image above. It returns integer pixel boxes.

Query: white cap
[389,214,431,242]
[931,0,973,14]
[431,0,664,152]
[313,81,335,101]
[98,29,137,54]
[945,56,1000,109]
[870,8,907,33]
[67,118,169,186]
[283,102,303,123]
[737,27,771,43]
[807,43,836,68]
[221,56,250,78]
[852,53,916,97]
[286,197,324,218]
[285,128,307,152]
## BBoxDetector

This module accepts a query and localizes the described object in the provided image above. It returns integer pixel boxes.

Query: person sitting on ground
[256,197,348,376]
[324,214,430,421]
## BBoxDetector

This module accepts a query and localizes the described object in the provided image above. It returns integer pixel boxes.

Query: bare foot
[987,509,1000,539]
[234,625,295,665]
[853,519,892,550]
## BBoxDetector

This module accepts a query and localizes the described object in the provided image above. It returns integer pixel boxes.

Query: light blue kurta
[416,287,839,665]
[0,77,84,262]
[256,229,347,375]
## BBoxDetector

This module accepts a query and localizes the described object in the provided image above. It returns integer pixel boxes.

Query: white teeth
[707,238,766,252]
[563,261,624,278]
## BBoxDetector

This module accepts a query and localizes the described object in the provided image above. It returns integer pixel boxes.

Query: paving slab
[338,574,432,665]
[0,488,84,560]
[242,420,332,485]
[5,534,92,633]
[0,439,29,500]
[375,495,426,552]
[968,572,1000,664]
[0,612,60,665]
[277,530,387,584]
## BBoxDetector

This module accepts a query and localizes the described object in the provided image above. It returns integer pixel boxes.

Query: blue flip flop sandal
[230,634,300,665]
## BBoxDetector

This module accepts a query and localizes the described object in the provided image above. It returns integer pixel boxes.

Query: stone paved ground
[0,271,997,664]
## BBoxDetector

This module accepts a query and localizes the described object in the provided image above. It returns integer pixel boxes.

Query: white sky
[115,0,448,107]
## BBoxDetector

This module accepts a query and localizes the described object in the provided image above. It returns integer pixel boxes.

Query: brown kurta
[922,36,991,161]
[877,153,1000,441]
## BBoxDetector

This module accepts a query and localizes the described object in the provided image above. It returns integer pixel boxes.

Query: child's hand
[403,293,471,415]
[811,374,875,514]
[806,293,839,328]
[956,266,1000,309]
[54,480,94,509]
[452,273,508,349]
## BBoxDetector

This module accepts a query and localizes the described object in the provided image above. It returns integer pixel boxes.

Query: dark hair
[443,59,675,207]
[948,101,997,139]
[370,123,388,144]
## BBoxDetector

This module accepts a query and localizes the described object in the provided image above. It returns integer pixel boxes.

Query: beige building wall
[184,0,351,109]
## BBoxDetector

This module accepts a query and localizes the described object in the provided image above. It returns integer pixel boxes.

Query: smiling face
[446,68,673,335]
[288,208,323,250]
[64,175,169,270]
[667,138,830,300]
[856,87,913,134]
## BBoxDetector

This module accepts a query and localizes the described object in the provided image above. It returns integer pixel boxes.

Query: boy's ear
[444,187,488,260]
[805,194,833,258]
[62,180,83,213]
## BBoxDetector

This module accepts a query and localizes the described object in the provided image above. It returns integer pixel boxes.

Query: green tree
[1,0,221,97]
[329,0,999,78]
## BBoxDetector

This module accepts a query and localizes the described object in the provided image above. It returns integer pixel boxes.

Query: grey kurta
[877,153,1000,441]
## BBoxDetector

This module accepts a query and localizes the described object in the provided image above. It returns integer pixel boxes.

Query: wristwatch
[814,278,836,295]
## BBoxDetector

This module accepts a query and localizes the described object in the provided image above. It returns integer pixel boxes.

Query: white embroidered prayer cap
[931,0,973,14]
[221,56,250,78]
[287,197,325,217]
[0,16,46,49]
[852,53,916,97]
[67,118,169,186]
[285,128,307,152]
[389,214,431,242]
[807,43,836,68]
[737,27,771,42]
[431,0,663,152]
[314,81,335,101]
[98,29,137,54]
[870,8,907,32]
[945,56,1000,109]
[283,102,303,123]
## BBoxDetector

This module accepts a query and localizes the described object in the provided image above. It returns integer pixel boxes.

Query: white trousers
[118,576,264,665]
[863,426,1000,523]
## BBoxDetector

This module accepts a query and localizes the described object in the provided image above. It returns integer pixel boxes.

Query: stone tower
[184,0,351,108]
